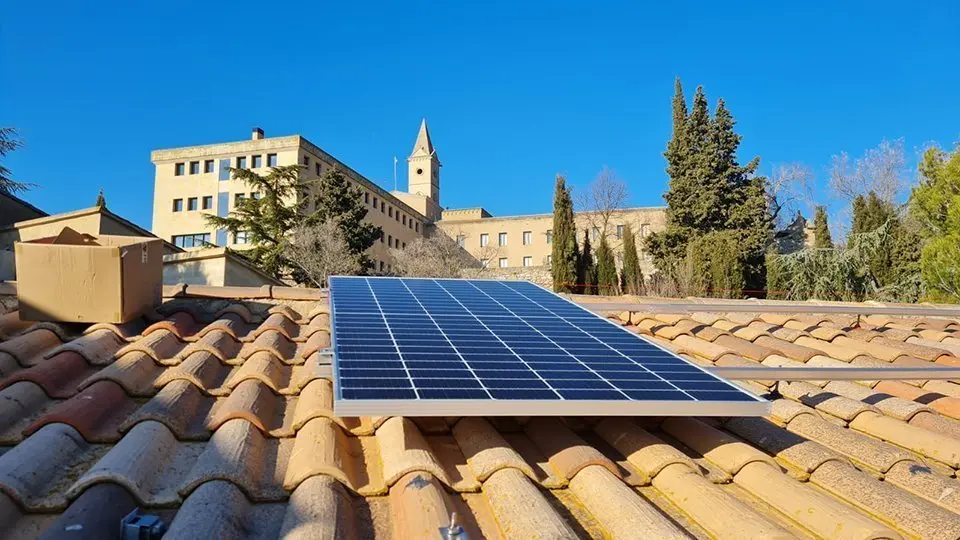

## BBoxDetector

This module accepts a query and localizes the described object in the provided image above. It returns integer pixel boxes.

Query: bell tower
[407,118,441,203]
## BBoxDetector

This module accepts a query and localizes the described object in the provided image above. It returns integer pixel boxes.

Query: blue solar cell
[329,276,766,415]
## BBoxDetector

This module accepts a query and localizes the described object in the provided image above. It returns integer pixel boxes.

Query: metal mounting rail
[577,301,960,318]
[707,366,960,381]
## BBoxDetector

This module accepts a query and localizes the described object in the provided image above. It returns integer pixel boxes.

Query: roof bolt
[440,511,468,539]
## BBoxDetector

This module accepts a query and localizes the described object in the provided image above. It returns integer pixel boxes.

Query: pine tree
[311,167,381,271]
[911,144,960,301]
[596,237,619,296]
[551,175,579,293]
[621,225,644,295]
[204,164,314,280]
[95,188,106,208]
[0,127,29,194]
[813,206,833,248]
[851,195,867,235]
[578,231,596,295]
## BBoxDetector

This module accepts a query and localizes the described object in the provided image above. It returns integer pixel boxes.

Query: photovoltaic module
[329,276,769,416]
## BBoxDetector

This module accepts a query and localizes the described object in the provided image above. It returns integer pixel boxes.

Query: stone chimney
[252,127,264,140]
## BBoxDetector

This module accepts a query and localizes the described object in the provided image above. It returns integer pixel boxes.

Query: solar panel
[329,276,770,417]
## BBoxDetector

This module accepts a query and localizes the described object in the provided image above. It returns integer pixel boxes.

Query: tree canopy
[646,79,772,297]
[551,175,579,292]
[910,144,960,301]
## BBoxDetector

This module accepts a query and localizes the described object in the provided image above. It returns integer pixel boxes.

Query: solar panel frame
[330,276,770,417]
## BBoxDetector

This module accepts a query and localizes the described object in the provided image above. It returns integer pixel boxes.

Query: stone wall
[462,265,553,286]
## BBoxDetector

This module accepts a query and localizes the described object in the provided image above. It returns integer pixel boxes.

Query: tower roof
[409,118,438,160]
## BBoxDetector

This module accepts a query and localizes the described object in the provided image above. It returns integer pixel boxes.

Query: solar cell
[330,276,769,416]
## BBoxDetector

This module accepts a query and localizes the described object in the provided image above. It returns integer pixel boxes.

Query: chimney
[252,127,264,140]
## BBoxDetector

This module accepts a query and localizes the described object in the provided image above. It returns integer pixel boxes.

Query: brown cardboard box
[14,227,163,323]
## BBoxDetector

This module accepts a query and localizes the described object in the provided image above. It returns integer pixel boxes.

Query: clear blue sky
[3,1,958,231]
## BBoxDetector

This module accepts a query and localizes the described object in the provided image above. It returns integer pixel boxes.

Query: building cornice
[150,136,301,162]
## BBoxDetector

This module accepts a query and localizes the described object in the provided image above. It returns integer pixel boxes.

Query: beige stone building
[434,207,666,277]
[150,121,666,277]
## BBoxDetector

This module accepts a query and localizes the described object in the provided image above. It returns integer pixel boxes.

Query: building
[151,127,428,273]
[434,207,666,277]
[150,122,666,276]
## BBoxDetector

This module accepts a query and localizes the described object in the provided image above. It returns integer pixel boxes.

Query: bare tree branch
[767,162,814,229]
[829,139,908,204]
[576,166,629,239]
[391,233,481,277]
[283,221,364,287]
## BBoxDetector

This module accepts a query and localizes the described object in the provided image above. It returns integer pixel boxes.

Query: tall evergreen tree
[0,127,28,194]
[621,225,644,295]
[911,144,960,301]
[204,165,311,280]
[813,206,833,248]
[647,80,771,296]
[578,231,596,295]
[551,175,579,293]
[851,195,868,235]
[595,237,619,295]
[311,167,381,271]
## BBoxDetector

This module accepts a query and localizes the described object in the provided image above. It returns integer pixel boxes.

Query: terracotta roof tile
[525,418,620,482]
[753,335,820,362]
[42,483,138,540]
[121,380,213,440]
[662,417,778,475]
[453,417,537,482]
[849,411,960,468]
[25,380,138,442]
[481,468,579,538]
[179,418,290,501]
[671,334,733,361]
[194,312,255,341]
[713,333,777,360]
[0,381,56,444]
[45,329,123,365]
[0,311,31,340]
[79,350,163,396]
[0,328,62,365]
[0,351,95,398]
[116,329,184,362]
[284,417,384,495]
[376,417,450,488]
[154,351,230,393]
[143,311,198,339]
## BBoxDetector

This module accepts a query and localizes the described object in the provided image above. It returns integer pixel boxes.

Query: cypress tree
[851,195,867,235]
[596,237,619,296]
[551,175,579,292]
[578,231,597,295]
[621,225,644,295]
[813,206,833,248]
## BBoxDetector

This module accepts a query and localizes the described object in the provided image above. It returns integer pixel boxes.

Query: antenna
[393,156,398,191]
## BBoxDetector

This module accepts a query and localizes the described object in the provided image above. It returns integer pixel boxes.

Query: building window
[402,242,406,249]
[380,261,385,271]
[267,154,277,167]
[315,163,321,175]
[617,224,624,239]
[481,259,489,268]
[395,238,401,248]
[236,156,246,169]
[380,231,384,243]
[522,231,532,245]
[187,197,198,211]
[252,155,262,168]
[591,227,600,240]
[189,161,200,175]
[388,207,393,218]
[373,196,379,209]
[388,234,392,246]
[499,258,508,268]
[456,235,466,247]
[202,196,213,210]
[498,232,507,246]
[395,212,400,222]
[640,223,650,237]
[415,222,419,233]
[251,192,261,200]
[174,163,185,176]
[235,193,246,207]
[523,256,532,267]
[402,215,407,225]
[408,220,413,229]
[235,231,250,244]
[546,230,553,244]
[172,233,211,248]
[480,233,489,247]
[303,156,310,166]
[381,202,385,212]
[364,192,370,204]
[172,198,183,212]
[204,160,214,173]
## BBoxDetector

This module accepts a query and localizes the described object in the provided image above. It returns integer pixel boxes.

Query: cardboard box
[15,227,163,323]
